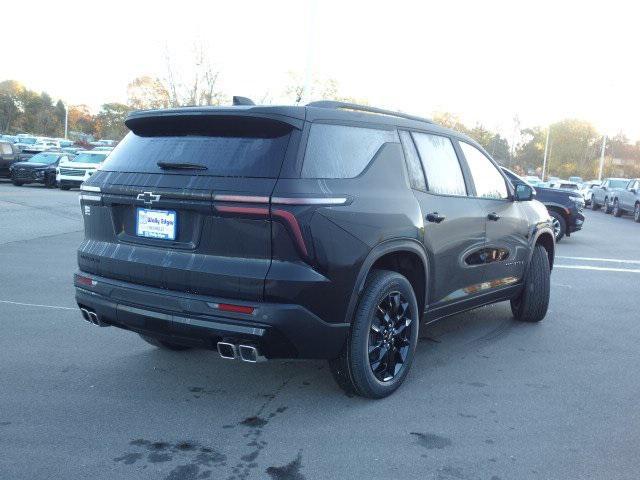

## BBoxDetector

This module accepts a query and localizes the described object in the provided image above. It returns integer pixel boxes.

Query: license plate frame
[135,208,177,241]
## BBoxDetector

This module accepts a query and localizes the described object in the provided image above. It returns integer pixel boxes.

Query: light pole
[541,127,550,181]
[64,103,68,140]
[598,135,606,181]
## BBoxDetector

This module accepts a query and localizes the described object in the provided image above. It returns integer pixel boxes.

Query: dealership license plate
[136,208,177,240]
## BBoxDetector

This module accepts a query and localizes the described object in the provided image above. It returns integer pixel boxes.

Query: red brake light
[217,303,255,315]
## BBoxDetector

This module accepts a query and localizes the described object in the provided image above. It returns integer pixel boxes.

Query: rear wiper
[157,161,208,170]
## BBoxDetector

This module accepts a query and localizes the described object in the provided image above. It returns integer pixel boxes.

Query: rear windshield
[101,116,293,177]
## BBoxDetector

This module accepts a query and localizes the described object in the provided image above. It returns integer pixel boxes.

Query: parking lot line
[554,265,640,274]
[556,255,640,265]
[0,300,76,310]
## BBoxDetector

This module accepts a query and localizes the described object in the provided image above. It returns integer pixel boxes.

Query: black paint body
[76,105,555,359]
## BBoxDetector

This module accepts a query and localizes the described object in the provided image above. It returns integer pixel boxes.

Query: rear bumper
[568,211,585,234]
[74,272,348,360]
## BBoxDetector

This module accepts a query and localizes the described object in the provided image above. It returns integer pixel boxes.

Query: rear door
[402,131,489,308]
[79,114,298,301]
[456,141,529,286]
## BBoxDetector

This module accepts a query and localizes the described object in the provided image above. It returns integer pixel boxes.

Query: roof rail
[306,100,433,124]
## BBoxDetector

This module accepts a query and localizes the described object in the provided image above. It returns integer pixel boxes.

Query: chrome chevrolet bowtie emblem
[137,192,161,205]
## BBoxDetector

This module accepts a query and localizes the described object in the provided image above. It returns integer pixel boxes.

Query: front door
[456,141,529,289]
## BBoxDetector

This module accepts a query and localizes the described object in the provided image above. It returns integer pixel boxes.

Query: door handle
[426,212,446,223]
[487,212,500,221]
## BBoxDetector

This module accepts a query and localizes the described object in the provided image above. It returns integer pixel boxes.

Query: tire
[329,270,419,399]
[139,334,192,351]
[12,180,23,186]
[603,197,612,214]
[613,199,623,217]
[634,203,640,223]
[591,195,600,211]
[511,244,551,323]
[549,210,566,242]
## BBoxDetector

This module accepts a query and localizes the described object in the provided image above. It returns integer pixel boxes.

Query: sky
[3,0,640,140]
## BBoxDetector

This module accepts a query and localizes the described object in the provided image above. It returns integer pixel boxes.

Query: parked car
[56,150,109,190]
[502,168,585,242]
[0,140,21,178]
[569,176,584,184]
[1,135,18,144]
[579,180,601,205]
[14,135,38,152]
[590,178,629,213]
[74,101,555,399]
[524,175,544,187]
[611,178,640,222]
[9,151,70,187]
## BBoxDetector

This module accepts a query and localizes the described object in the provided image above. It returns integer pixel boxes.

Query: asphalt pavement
[1,181,639,480]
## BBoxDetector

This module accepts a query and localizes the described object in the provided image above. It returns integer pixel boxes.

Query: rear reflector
[215,303,255,315]
[75,274,97,287]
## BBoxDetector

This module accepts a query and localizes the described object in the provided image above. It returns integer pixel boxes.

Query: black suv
[75,101,554,398]
[501,168,585,242]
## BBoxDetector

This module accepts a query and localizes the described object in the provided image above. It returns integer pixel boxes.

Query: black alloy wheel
[368,291,413,382]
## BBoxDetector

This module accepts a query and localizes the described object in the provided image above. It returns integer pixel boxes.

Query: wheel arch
[533,229,555,270]
[345,239,429,324]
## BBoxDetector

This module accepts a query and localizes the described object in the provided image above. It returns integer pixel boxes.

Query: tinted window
[459,142,508,199]
[399,131,426,191]
[302,124,398,178]
[102,117,292,178]
[609,179,629,189]
[412,133,466,196]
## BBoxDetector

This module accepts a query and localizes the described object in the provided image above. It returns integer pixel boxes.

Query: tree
[163,42,225,107]
[95,103,130,140]
[0,80,25,133]
[283,74,369,105]
[127,76,170,110]
[68,105,97,136]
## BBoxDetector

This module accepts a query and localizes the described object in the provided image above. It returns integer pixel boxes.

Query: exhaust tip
[88,312,99,325]
[238,344,264,363]
[217,342,237,360]
[80,308,90,321]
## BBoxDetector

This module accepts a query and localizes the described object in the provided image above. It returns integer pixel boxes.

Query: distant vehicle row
[501,169,585,242]
[2,150,110,189]
[591,178,640,222]
[0,133,114,189]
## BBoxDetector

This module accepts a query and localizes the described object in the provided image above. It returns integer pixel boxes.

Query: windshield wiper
[157,161,208,171]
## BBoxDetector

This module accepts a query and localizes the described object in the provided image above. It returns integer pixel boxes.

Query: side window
[459,142,508,199]
[412,133,467,196]
[398,130,426,191]
[302,123,398,179]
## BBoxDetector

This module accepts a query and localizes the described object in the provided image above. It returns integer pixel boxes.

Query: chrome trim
[80,185,101,192]
[271,196,348,205]
[80,194,102,202]
[213,194,269,203]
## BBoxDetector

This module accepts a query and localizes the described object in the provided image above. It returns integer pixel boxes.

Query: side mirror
[514,183,534,201]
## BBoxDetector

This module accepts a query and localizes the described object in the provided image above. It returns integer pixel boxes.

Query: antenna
[232,96,255,106]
